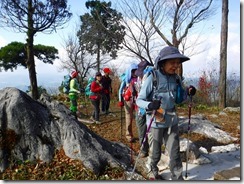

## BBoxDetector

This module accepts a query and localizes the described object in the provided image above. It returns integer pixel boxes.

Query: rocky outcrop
[178,115,238,144]
[0,87,132,174]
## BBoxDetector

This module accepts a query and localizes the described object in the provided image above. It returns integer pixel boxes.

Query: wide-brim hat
[155,46,190,68]
[135,59,154,78]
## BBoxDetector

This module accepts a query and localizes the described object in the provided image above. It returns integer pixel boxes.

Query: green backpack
[85,77,95,96]
[62,74,71,94]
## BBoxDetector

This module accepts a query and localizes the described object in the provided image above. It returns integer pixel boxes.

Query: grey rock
[223,107,240,113]
[179,117,237,144]
[0,87,132,174]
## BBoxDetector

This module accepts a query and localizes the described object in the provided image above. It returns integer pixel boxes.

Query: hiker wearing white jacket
[136,46,196,180]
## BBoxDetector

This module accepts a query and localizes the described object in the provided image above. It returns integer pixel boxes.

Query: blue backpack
[85,77,95,96]
[62,74,71,94]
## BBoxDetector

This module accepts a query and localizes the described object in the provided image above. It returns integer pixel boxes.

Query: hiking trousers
[136,113,149,154]
[102,93,110,113]
[91,99,100,121]
[69,94,78,113]
[124,100,135,141]
[151,124,183,180]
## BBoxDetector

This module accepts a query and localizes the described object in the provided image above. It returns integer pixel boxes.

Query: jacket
[136,69,187,128]
[69,78,80,94]
[101,76,112,94]
[118,63,138,102]
[89,80,103,100]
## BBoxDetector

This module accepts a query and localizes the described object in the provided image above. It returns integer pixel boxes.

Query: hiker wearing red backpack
[69,71,80,119]
[118,63,138,143]
[101,67,112,115]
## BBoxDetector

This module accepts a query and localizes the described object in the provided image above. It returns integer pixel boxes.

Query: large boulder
[0,87,131,174]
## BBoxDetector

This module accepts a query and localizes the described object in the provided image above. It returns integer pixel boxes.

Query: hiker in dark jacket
[136,46,196,180]
[134,59,154,158]
[101,67,112,115]
[90,72,103,124]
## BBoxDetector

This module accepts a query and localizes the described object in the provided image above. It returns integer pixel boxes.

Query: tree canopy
[77,0,125,71]
[0,0,72,99]
[0,42,58,72]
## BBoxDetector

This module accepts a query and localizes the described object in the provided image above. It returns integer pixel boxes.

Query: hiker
[134,59,154,158]
[69,70,81,119]
[101,67,112,115]
[118,63,138,143]
[90,72,103,124]
[136,46,196,180]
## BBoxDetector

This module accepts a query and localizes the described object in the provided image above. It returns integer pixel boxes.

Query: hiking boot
[148,165,163,180]
[138,151,149,158]
[171,175,184,180]
[95,121,102,124]
[101,111,106,115]
[127,137,135,143]
[90,116,95,122]
[72,112,77,119]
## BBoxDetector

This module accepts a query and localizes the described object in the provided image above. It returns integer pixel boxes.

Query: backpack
[85,77,95,96]
[62,74,72,94]
[119,73,126,83]
[145,68,184,103]
[122,78,137,101]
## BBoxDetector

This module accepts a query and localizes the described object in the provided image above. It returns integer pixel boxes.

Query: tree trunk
[96,43,101,72]
[26,0,38,100]
[218,0,228,108]
[26,35,38,100]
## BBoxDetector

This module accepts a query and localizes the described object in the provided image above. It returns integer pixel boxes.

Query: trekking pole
[130,98,134,165]
[130,109,156,179]
[120,105,123,140]
[185,95,193,179]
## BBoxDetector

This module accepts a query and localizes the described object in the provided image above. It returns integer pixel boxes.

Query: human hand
[187,85,196,96]
[118,101,124,107]
[148,100,161,110]
[132,90,137,97]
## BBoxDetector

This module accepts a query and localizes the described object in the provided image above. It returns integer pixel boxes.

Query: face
[96,75,102,81]
[161,58,181,74]
[131,69,137,77]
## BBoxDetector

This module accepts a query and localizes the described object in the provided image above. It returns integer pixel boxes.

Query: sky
[0,0,241,91]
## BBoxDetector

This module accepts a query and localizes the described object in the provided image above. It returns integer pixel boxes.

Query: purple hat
[155,46,190,69]
[135,59,153,78]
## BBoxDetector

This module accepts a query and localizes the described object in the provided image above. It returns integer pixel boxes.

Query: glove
[148,100,161,110]
[118,101,124,107]
[187,85,196,96]
[132,90,137,97]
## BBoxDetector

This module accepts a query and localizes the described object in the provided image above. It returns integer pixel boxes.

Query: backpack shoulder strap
[151,69,158,90]
[146,68,158,100]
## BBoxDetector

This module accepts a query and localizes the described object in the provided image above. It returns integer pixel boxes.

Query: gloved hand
[132,90,137,97]
[187,85,196,96]
[148,100,161,110]
[118,101,124,107]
